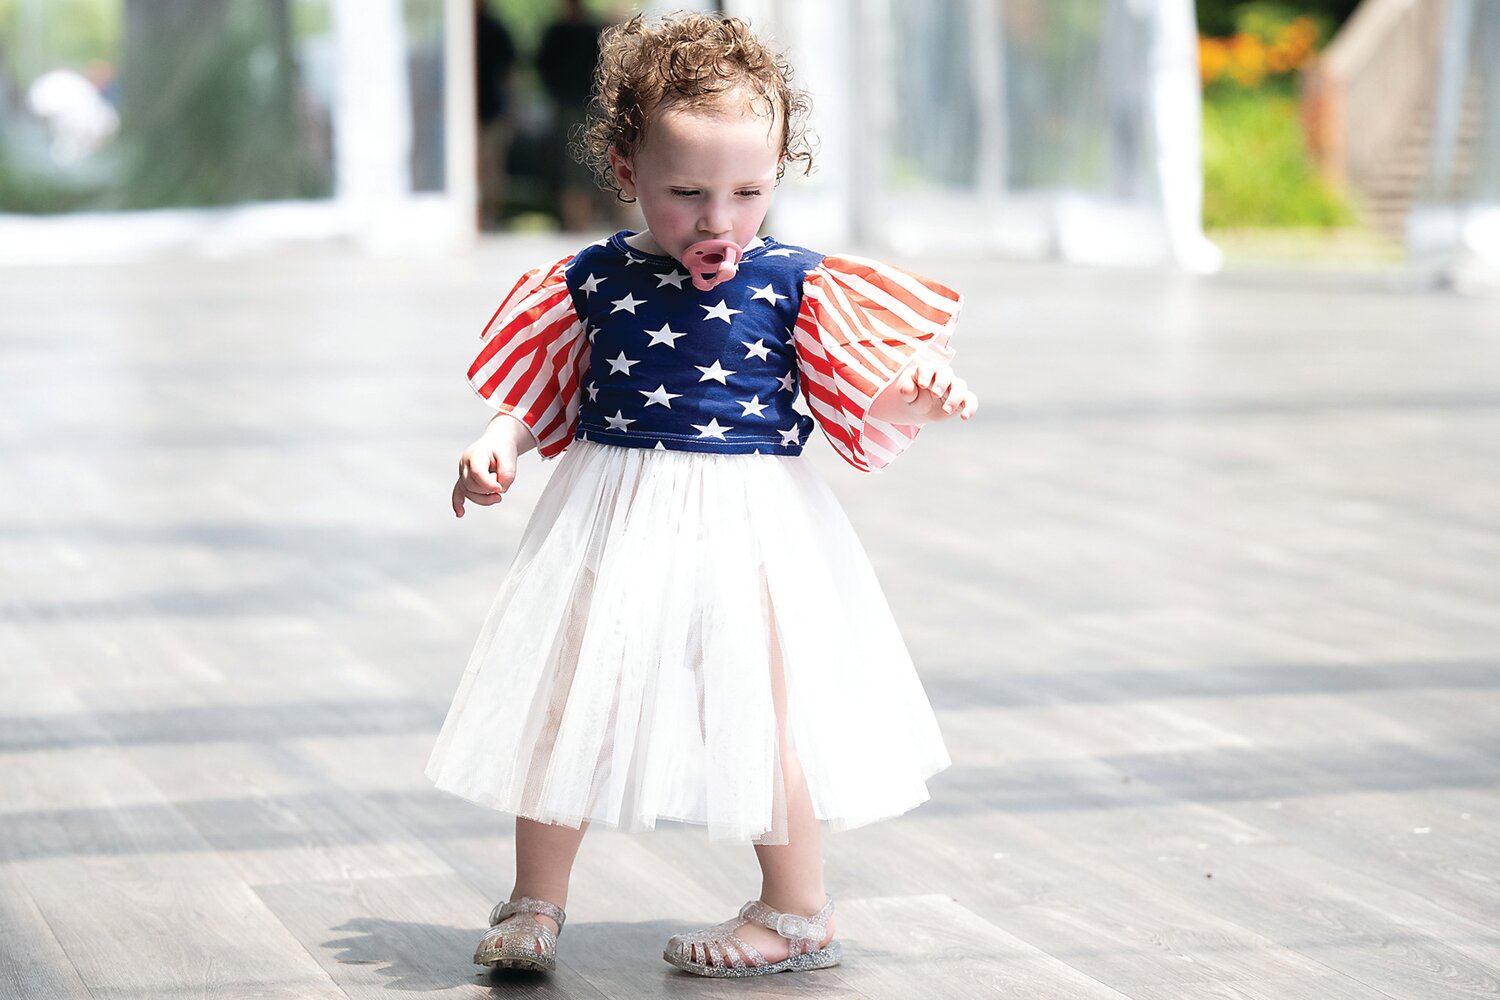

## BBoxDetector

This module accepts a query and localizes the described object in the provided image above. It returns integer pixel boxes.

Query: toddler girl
[427,11,979,979]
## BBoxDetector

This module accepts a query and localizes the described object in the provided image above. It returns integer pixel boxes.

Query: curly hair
[578,12,815,201]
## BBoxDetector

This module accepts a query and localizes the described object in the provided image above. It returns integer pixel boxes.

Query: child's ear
[608,147,638,198]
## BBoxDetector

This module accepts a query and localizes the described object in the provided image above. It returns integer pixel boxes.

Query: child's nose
[699,202,733,235]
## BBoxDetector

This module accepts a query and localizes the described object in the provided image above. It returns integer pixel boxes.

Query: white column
[1408,0,1500,291]
[331,0,414,251]
[446,0,478,246]
[1151,0,1223,273]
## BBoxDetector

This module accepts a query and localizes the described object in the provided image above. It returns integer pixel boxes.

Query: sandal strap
[737,896,833,949]
[490,896,567,933]
[664,926,766,970]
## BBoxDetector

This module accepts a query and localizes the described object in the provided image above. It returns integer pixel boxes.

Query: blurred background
[0,0,1496,285]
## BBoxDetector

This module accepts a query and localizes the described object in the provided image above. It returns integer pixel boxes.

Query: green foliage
[291,1,331,37]
[1202,88,1354,227]
[0,0,120,82]
[113,1,331,210]
[0,144,102,213]
[1235,1,1298,38]
[1196,0,1356,38]
[484,0,626,53]
[0,0,339,214]
[1234,2,1330,44]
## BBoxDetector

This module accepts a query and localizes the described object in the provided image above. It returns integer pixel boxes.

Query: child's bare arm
[867,358,979,425]
[451,412,539,518]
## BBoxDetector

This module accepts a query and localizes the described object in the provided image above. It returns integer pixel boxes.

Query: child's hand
[893,359,979,422]
[451,419,530,518]
[452,436,516,517]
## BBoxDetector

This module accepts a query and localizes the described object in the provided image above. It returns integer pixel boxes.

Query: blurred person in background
[25,65,118,166]
[536,0,606,230]
[476,0,518,229]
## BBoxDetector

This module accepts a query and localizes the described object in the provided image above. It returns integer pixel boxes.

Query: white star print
[623,252,647,266]
[605,410,636,431]
[777,371,797,393]
[764,247,799,257]
[611,293,646,314]
[586,324,596,343]
[586,380,599,401]
[590,237,610,247]
[579,273,605,295]
[654,441,666,450]
[738,395,769,418]
[645,322,686,348]
[779,425,802,445]
[749,283,787,305]
[656,270,688,288]
[640,384,682,408]
[692,418,733,440]
[696,360,736,384]
[742,339,772,361]
[701,300,742,324]
[606,351,639,376]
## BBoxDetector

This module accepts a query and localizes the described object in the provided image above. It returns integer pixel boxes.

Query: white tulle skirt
[424,438,950,844]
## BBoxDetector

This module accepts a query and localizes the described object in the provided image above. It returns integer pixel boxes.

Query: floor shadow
[7,658,1497,754]
[3,734,1498,864]
[322,916,843,996]
[323,915,483,993]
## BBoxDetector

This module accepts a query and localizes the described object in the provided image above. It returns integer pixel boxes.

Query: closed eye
[671,189,700,198]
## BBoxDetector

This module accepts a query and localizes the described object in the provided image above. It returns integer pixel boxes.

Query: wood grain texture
[0,869,91,1000]
[831,894,1135,999]
[2,243,1498,998]
[255,874,609,1000]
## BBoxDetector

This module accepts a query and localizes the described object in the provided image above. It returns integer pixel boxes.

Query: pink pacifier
[681,239,742,291]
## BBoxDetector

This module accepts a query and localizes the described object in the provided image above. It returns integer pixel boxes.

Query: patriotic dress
[425,231,961,844]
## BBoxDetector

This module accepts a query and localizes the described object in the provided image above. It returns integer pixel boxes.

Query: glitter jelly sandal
[663,895,841,977]
[472,896,567,972]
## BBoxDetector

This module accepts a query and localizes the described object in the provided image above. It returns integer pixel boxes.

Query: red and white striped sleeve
[467,255,589,460]
[793,254,962,472]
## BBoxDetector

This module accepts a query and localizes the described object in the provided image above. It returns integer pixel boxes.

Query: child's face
[610,100,782,263]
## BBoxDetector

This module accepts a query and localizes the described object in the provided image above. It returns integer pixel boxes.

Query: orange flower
[1227,32,1267,87]
[1286,16,1320,43]
[1198,36,1230,85]
[1280,19,1317,63]
[1199,16,1321,89]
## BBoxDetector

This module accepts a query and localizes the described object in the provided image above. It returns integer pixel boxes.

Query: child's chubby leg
[743,737,838,961]
[680,616,837,966]
[489,816,589,956]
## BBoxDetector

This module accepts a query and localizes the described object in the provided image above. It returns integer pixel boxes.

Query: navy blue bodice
[563,232,825,456]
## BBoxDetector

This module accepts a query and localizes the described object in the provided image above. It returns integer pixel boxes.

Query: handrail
[1302,0,1448,193]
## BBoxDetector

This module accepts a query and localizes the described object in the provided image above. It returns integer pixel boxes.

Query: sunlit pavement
[2,237,1497,998]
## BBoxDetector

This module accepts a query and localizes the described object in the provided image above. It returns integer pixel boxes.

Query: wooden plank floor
[2,238,1498,999]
